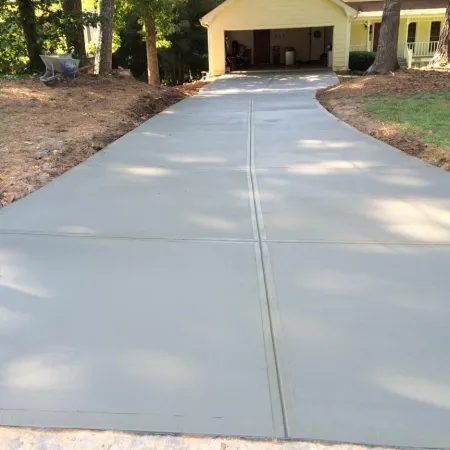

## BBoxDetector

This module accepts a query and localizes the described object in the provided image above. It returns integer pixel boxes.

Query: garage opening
[225,27,334,72]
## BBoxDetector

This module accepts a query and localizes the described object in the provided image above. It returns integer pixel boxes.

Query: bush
[0,11,29,74]
[349,51,376,72]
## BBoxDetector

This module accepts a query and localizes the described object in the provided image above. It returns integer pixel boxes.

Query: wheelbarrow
[40,54,80,86]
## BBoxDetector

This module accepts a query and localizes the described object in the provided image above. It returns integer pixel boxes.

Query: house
[348,0,448,68]
[200,0,447,75]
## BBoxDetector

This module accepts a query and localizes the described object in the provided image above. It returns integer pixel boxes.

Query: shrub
[349,51,376,72]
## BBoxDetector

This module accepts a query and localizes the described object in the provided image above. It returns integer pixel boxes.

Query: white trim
[404,17,410,58]
[200,0,238,26]
[357,8,447,18]
[366,19,371,51]
[329,0,358,17]
[207,26,213,74]
[223,21,339,31]
[344,19,352,68]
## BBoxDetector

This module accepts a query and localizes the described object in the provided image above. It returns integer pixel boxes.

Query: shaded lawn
[364,92,450,150]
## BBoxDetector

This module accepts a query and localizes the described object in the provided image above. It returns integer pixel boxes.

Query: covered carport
[200,0,357,76]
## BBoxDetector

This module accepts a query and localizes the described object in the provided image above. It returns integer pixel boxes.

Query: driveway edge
[0,427,437,450]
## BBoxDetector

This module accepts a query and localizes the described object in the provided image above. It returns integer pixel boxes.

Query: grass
[364,92,450,150]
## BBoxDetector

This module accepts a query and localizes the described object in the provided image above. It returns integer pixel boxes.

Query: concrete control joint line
[247,94,297,439]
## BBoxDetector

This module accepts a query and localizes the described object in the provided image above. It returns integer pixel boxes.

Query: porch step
[398,57,407,68]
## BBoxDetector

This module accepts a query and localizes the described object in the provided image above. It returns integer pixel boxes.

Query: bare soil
[316,70,450,171]
[0,75,207,207]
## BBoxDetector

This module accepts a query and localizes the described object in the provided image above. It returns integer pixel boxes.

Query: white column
[344,19,351,70]
[207,27,213,75]
[366,20,371,51]
[208,26,226,76]
[404,18,410,57]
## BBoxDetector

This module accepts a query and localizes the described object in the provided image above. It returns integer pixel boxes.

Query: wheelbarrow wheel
[43,77,58,87]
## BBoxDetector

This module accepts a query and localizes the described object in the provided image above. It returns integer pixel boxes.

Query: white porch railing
[406,41,439,57]
[350,45,367,52]
[350,41,439,57]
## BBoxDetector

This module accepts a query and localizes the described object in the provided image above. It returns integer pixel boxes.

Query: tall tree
[428,1,450,67]
[62,0,87,61]
[366,0,401,74]
[16,0,42,72]
[113,12,147,78]
[159,0,219,85]
[130,0,179,85]
[144,14,159,85]
[95,0,115,74]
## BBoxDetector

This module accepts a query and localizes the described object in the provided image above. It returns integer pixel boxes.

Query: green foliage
[158,0,221,85]
[113,11,147,77]
[112,0,133,52]
[349,51,376,72]
[129,0,180,35]
[112,0,175,59]
[117,0,180,84]
[55,9,99,57]
[111,0,223,84]
[1,0,224,81]
[365,92,450,149]
[0,0,99,73]
[0,3,28,73]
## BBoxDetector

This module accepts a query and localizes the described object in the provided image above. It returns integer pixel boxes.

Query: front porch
[350,16,443,68]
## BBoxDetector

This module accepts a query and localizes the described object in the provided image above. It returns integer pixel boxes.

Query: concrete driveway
[1,72,450,448]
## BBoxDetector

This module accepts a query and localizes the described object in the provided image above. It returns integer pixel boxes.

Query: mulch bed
[316,69,450,171]
[319,69,450,98]
[0,76,207,207]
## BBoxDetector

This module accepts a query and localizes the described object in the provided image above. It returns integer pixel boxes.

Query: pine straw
[316,69,450,171]
[319,69,450,98]
[0,75,207,207]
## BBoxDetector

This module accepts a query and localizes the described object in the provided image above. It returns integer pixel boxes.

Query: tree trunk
[62,0,87,62]
[95,0,115,75]
[428,1,450,67]
[17,0,42,73]
[144,18,160,86]
[366,0,401,74]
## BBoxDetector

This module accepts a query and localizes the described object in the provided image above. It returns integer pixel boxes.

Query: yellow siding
[206,0,351,75]
[398,19,407,57]
[349,16,445,59]
[205,1,446,76]
[417,21,431,43]
[350,23,366,50]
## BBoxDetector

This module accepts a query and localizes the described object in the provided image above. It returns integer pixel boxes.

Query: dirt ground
[0,75,207,207]
[317,70,450,171]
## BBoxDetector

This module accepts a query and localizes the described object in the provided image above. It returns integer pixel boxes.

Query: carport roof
[200,0,357,26]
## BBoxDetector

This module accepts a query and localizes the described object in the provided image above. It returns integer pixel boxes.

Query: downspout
[345,8,359,70]
[200,18,212,77]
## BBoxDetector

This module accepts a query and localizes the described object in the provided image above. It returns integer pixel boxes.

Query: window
[407,23,417,43]
[430,21,441,41]
[429,21,441,53]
